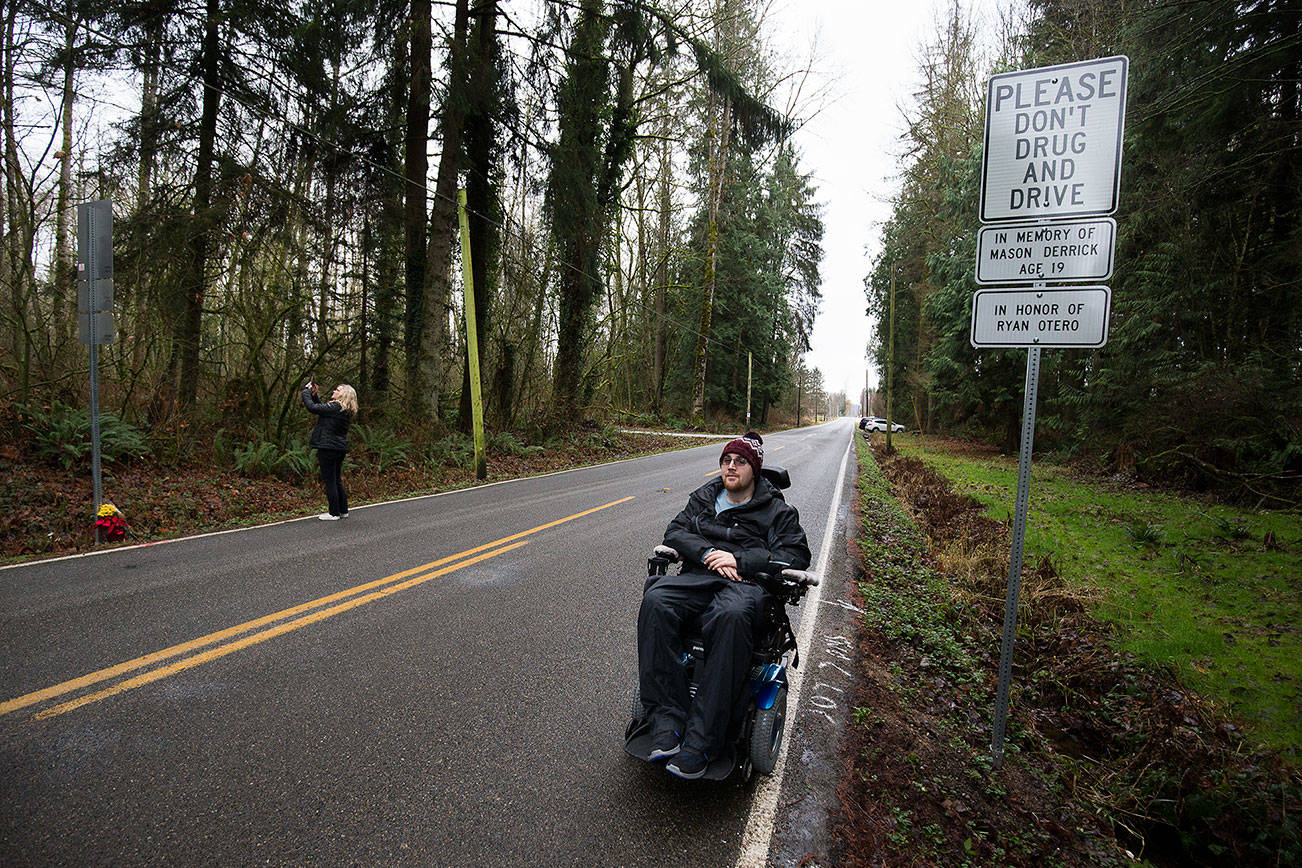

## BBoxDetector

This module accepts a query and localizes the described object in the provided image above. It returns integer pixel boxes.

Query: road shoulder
[765,443,861,867]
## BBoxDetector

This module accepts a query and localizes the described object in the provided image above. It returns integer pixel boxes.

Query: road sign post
[77,200,114,543]
[989,345,1042,768]
[976,56,1127,768]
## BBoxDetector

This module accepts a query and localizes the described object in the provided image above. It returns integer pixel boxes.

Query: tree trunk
[174,0,222,406]
[360,216,370,392]
[2,8,35,399]
[52,13,76,349]
[459,0,501,432]
[402,0,433,413]
[370,31,409,402]
[318,56,342,337]
[691,93,731,417]
[550,3,646,420]
[651,116,671,409]
[548,0,610,421]
[418,0,470,423]
[133,9,162,374]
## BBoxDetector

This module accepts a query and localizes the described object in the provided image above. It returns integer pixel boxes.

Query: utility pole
[796,368,803,426]
[458,189,486,480]
[745,351,752,429]
[886,268,896,450]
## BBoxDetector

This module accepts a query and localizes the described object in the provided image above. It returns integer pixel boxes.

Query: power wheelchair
[624,466,819,782]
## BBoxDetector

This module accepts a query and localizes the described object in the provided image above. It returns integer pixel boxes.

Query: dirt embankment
[830,438,1300,867]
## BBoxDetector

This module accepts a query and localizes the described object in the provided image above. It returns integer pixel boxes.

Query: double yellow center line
[2,496,634,721]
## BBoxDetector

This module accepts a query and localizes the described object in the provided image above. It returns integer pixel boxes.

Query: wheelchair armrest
[653,545,680,562]
[648,545,680,578]
[781,568,820,588]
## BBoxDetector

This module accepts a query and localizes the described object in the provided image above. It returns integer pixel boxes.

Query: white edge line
[736,427,853,868]
[619,429,734,440]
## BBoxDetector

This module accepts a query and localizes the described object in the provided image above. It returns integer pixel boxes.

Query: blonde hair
[335,384,358,416]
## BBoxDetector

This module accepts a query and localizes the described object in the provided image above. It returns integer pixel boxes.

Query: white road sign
[970,286,1111,348]
[976,217,1115,284]
[981,56,1128,223]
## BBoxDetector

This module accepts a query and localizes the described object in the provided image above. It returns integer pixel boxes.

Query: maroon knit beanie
[720,431,764,474]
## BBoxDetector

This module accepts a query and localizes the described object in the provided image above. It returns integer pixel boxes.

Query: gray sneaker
[666,749,708,779]
[648,731,680,760]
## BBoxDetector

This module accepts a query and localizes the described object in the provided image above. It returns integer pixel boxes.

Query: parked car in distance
[862,417,905,433]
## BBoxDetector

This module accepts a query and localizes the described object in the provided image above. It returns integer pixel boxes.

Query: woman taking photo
[301,380,358,520]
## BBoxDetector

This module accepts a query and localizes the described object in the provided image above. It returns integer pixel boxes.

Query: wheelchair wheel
[749,685,788,775]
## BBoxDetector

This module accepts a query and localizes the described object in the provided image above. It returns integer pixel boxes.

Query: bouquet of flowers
[95,503,128,541]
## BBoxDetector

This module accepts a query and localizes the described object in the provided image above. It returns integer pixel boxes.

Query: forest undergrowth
[0,400,701,563]
[832,434,1300,867]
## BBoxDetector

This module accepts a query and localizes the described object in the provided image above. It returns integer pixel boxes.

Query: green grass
[893,434,1301,763]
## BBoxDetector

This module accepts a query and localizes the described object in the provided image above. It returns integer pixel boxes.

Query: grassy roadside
[836,433,1300,866]
[834,432,1124,867]
[894,435,1300,762]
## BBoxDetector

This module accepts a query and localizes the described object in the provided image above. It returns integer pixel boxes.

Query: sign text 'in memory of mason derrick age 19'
[976,217,1115,284]
[970,286,1111,348]
[980,56,1128,223]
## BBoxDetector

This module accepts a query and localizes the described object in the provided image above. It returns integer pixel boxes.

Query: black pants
[317,448,348,516]
[637,576,765,756]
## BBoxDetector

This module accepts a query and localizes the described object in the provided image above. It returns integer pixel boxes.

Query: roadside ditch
[827,435,1300,866]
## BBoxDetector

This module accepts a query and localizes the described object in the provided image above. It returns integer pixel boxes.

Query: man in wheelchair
[634,431,811,780]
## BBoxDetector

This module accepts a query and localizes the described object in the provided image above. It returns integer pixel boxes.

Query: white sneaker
[317,513,340,521]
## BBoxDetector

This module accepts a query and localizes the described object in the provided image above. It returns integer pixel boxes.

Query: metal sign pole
[89,337,103,543]
[990,344,1041,767]
[78,200,115,543]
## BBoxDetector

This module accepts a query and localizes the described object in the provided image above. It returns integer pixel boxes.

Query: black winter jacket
[302,387,352,451]
[662,476,811,582]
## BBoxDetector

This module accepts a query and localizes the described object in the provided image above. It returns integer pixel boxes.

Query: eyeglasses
[720,456,749,467]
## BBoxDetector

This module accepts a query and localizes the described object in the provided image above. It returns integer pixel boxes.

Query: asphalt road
[1,419,856,866]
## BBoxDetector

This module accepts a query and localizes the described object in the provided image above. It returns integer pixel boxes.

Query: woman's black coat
[301,387,351,451]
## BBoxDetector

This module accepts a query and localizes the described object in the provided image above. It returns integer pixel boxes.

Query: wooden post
[886,269,896,450]
[745,351,752,428]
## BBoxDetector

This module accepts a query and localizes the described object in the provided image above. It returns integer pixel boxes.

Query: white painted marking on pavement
[735,429,853,868]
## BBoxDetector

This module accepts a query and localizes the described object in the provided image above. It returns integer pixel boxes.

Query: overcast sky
[768,0,1007,406]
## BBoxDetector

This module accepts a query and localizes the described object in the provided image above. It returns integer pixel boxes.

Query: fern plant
[351,424,412,472]
[424,434,474,468]
[274,439,316,481]
[17,402,151,468]
[489,431,543,458]
[232,440,280,477]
